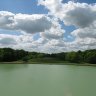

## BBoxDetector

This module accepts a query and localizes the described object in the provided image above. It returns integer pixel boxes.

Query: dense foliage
[0,48,96,64]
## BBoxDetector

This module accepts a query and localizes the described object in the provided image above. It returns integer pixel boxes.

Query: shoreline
[0,61,96,66]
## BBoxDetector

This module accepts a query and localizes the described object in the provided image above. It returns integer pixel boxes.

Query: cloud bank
[0,0,96,53]
[0,11,52,33]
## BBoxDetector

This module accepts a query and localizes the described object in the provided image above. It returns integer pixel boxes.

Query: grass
[0,62,96,67]
[0,58,96,66]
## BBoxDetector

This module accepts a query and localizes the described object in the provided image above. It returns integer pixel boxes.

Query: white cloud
[39,1,96,28]
[0,34,18,48]
[62,2,96,28]
[40,29,64,40]
[40,19,65,40]
[0,11,52,34]
[38,0,62,15]
[0,38,16,45]
[71,27,96,39]
[38,0,96,52]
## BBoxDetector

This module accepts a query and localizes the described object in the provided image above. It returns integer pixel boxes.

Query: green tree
[65,51,81,63]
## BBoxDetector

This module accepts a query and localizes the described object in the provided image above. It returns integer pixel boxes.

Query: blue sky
[0,0,48,14]
[0,0,96,53]
[62,0,96,3]
[0,0,95,14]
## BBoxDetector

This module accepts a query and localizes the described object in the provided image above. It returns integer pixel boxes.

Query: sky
[0,0,96,53]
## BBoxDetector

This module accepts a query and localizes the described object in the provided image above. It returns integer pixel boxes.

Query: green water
[0,64,96,96]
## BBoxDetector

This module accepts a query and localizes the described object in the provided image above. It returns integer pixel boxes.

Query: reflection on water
[0,64,28,70]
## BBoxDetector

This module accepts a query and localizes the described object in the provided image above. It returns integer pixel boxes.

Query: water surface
[0,64,96,96]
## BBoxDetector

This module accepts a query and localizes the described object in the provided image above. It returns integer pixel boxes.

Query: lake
[0,64,96,96]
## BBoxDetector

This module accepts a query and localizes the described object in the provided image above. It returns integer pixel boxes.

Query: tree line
[0,48,96,64]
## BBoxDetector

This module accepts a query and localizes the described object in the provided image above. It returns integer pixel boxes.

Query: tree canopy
[0,48,96,64]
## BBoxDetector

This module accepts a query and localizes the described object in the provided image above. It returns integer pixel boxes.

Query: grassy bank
[0,59,96,66]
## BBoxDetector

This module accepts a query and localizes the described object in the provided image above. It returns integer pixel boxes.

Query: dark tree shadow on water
[0,64,28,71]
